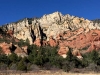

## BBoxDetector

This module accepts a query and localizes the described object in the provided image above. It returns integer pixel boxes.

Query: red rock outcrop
[0,42,27,57]
[14,45,27,57]
[2,12,100,58]
[0,42,11,55]
[58,28,100,57]
[42,40,48,46]
[48,36,58,47]
[34,38,41,46]
[72,48,81,56]
[58,46,69,55]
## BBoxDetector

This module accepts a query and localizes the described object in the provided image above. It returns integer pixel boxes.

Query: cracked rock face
[2,12,98,45]
[2,12,100,57]
[0,42,27,57]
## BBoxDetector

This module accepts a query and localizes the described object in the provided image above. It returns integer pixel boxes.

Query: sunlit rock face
[2,12,100,57]
[2,12,95,44]
[0,42,27,57]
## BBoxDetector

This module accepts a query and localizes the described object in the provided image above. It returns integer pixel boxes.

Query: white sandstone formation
[2,12,100,44]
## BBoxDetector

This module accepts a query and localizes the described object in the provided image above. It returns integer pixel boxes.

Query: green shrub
[17,60,27,71]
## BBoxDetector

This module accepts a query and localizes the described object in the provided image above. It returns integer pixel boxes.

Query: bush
[83,50,99,64]
[29,64,40,71]
[0,63,7,70]
[86,63,98,72]
[17,60,27,71]
[8,53,18,63]
[0,54,9,65]
[9,63,17,70]
[18,39,29,47]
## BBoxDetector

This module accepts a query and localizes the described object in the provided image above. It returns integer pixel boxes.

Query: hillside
[1,12,100,57]
[0,12,100,72]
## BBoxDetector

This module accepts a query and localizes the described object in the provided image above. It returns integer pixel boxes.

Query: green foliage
[0,63,7,70]
[0,47,2,54]
[27,45,86,72]
[0,38,5,43]
[90,50,99,64]
[18,39,29,47]
[28,18,32,25]
[83,50,99,64]
[0,54,11,68]
[10,64,17,70]
[26,38,30,45]
[62,61,74,72]
[8,53,18,63]
[92,19,100,23]
[0,37,10,44]
[27,44,39,63]
[61,47,87,72]
[66,47,73,61]
[27,45,58,67]
[17,60,27,71]
[0,41,100,72]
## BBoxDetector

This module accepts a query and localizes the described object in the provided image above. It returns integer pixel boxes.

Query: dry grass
[0,70,100,75]
[4,73,100,75]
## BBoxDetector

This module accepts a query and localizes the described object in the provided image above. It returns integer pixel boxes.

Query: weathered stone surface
[48,36,58,47]
[0,42,27,57]
[34,38,41,46]
[2,12,100,58]
[2,12,98,45]
[58,29,100,57]
[21,46,28,54]
[58,46,69,58]
[0,42,11,55]
[14,45,27,57]
[72,48,81,56]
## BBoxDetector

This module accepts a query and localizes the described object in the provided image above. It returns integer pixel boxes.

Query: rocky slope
[1,12,100,58]
[0,27,28,57]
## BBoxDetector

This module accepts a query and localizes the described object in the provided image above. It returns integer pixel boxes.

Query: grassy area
[2,73,100,75]
[0,70,100,75]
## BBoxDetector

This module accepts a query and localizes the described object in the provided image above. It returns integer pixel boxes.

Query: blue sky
[0,0,100,25]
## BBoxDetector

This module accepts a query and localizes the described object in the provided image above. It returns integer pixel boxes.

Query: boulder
[58,46,69,58]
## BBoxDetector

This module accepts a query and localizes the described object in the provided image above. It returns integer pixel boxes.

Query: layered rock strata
[2,12,100,57]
